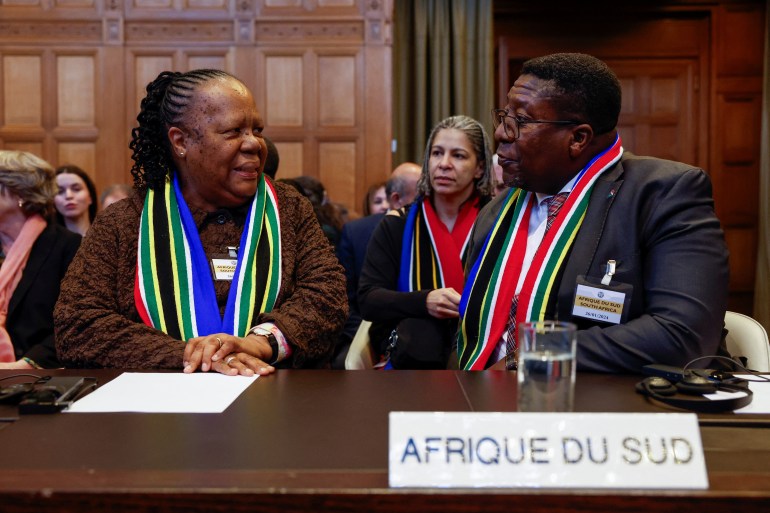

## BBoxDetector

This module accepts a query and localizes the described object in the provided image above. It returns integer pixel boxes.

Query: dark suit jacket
[467,153,729,373]
[336,213,384,343]
[8,222,80,368]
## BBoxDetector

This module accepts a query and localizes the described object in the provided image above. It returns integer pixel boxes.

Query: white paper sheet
[66,372,258,413]
[734,374,770,414]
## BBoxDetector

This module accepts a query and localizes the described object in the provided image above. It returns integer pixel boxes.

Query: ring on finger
[216,336,223,349]
[225,355,236,365]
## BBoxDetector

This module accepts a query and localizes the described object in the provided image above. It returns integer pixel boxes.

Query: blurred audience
[491,154,507,197]
[54,164,97,236]
[0,151,80,369]
[100,183,133,210]
[386,162,422,210]
[290,175,345,249]
[363,182,389,216]
[262,136,280,179]
[358,116,494,369]
[332,162,421,368]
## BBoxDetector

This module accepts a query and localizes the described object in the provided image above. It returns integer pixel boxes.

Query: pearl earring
[179,151,185,157]
[18,199,23,208]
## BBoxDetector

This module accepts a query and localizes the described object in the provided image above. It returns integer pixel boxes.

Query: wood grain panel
[319,0,355,6]
[187,0,227,9]
[57,55,95,127]
[133,0,173,8]
[716,4,766,76]
[318,55,356,127]
[0,21,102,43]
[187,54,228,71]
[318,141,355,209]
[265,0,302,7]
[724,227,759,291]
[265,55,303,127]
[1,0,42,6]
[720,95,762,165]
[3,142,43,156]
[57,142,96,175]
[612,59,696,166]
[54,0,96,7]
[133,55,174,111]
[3,55,42,126]
[272,141,303,178]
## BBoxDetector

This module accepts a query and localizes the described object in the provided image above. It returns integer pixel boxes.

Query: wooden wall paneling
[317,54,357,127]
[318,139,357,209]
[2,53,43,127]
[186,53,229,72]
[260,0,360,17]
[58,142,97,173]
[53,51,98,176]
[125,0,232,18]
[315,48,362,210]
[611,59,698,166]
[0,50,48,161]
[710,2,766,313]
[0,0,393,224]
[272,141,304,178]
[99,46,130,189]
[264,52,305,127]
[57,54,96,128]
[362,0,392,194]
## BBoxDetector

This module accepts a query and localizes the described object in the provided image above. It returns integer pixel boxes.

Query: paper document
[66,372,258,413]
[734,375,770,414]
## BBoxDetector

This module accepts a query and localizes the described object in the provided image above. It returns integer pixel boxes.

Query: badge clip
[601,260,616,286]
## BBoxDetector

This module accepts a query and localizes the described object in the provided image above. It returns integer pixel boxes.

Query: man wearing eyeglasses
[456,53,729,373]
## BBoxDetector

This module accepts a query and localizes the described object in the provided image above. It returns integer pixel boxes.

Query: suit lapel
[552,159,625,317]
[8,223,54,317]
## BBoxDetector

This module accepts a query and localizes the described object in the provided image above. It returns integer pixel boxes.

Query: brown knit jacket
[54,181,347,369]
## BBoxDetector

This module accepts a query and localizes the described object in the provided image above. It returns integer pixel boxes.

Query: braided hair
[129,69,233,190]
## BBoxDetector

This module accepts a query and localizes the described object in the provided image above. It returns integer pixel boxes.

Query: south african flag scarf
[457,136,623,370]
[134,173,282,340]
[397,195,479,293]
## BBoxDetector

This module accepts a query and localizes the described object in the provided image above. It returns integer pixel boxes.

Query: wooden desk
[0,370,768,512]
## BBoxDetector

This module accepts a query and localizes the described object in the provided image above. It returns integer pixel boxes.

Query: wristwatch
[249,326,279,364]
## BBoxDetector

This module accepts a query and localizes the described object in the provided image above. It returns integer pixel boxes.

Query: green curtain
[753,0,770,329]
[393,0,494,166]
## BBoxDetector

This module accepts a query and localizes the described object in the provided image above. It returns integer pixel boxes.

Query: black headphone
[635,374,753,413]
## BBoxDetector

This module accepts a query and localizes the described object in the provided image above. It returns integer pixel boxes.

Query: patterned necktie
[502,192,569,369]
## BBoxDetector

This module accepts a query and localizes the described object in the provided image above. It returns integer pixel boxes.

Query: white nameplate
[573,284,624,324]
[389,412,708,489]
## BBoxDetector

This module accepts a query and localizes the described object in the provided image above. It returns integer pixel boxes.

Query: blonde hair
[0,150,56,217]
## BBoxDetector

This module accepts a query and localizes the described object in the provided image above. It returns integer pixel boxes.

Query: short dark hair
[521,53,621,134]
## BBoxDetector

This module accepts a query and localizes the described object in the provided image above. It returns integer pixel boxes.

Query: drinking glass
[516,321,577,412]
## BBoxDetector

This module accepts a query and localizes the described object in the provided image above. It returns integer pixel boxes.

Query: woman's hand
[183,333,275,377]
[0,359,33,370]
[426,288,461,319]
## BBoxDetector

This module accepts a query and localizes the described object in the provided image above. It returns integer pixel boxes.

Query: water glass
[516,321,577,412]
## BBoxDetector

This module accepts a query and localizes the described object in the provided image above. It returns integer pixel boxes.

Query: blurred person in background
[54,164,97,236]
[0,150,80,369]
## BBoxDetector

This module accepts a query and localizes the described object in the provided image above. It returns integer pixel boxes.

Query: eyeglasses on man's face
[491,109,579,141]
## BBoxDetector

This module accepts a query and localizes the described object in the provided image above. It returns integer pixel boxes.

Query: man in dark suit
[457,53,729,372]
[332,162,421,368]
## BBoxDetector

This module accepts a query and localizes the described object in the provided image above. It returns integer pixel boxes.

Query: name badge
[389,412,708,489]
[211,258,237,281]
[573,283,625,324]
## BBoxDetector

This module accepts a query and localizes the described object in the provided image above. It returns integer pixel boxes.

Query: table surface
[0,369,768,513]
